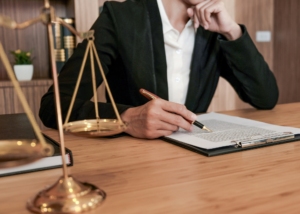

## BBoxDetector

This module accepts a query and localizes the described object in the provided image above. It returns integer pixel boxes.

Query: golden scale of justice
[0,0,127,213]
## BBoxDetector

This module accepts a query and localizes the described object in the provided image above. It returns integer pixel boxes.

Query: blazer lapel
[128,0,157,105]
[185,27,217,111]
[145,0,168,100]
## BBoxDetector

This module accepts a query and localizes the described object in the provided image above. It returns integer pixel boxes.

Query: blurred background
[0,0,299,129]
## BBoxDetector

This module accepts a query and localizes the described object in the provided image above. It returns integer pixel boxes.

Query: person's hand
[187,0,242,41]
[120,99,197,139]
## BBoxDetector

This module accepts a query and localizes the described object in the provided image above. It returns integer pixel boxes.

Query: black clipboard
[163,134,300,157]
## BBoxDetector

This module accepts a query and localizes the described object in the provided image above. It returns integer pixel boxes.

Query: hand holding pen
[120,88,212,139]
[139,89,212,132]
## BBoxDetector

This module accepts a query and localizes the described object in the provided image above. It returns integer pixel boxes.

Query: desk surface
[1,103,300,214]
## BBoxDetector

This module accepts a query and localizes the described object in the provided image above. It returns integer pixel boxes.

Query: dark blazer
[39,0,279,129]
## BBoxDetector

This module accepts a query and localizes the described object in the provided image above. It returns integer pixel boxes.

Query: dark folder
[0,113,73,177]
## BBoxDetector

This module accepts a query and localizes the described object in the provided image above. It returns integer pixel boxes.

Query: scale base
[27,175,106,213]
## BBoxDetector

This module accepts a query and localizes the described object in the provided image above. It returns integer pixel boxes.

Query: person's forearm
[222,23,243,41]
[219,26,279,109]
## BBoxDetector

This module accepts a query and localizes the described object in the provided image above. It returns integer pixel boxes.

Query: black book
[53,22,65,74]
[62,18,76,61]
[52,18,76,74]
[52,22,64,49]
[0,114,73,177]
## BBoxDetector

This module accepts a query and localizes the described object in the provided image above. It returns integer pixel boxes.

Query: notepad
[166,113,300,150]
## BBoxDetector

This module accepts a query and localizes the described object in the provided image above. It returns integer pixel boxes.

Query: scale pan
[0,139,53,169]
[64,119,127,137]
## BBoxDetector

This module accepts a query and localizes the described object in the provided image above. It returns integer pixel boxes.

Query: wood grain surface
[0,79,53,129]
[74,0,99,44]
[236,0,274,71]
[1,103,300,214]
[274,0,300,104]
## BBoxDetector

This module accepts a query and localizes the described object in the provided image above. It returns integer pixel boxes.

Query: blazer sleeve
[218,25,279,109]
[39,3,131,129]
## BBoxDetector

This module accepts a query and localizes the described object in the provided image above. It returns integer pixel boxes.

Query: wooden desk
[1,103,300,214]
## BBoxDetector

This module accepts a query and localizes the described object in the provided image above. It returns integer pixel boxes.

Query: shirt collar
[186,19,193,28]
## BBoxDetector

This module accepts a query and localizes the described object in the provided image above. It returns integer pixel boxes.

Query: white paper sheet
[166,113,300,150]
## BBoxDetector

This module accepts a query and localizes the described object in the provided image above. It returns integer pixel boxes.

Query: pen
[139,89,212,132]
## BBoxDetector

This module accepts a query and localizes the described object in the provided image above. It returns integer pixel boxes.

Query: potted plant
[10,49,34,81]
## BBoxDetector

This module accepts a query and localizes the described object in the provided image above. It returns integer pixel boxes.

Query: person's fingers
[187,8,200,29]
[160,110,194,132]
[144,117,179,132]
[157,122,179,132]
[200,1,216,29]
[159,100,197,123]
[122,99,194,139]
[147,130,173,139]
[187,8,194,18]
[194,0,211,28]
[193,12,200,28]
[204,0,224,17]
[160,130,174,137]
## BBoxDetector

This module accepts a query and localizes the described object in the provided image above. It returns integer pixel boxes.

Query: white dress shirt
[156,0,195,105]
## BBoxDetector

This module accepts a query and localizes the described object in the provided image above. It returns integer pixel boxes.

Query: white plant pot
[13,64,34,81]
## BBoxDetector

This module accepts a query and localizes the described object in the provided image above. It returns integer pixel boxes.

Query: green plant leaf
[10,49,34,65]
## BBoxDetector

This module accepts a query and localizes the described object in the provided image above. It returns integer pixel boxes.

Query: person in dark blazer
[39,0,279,139]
